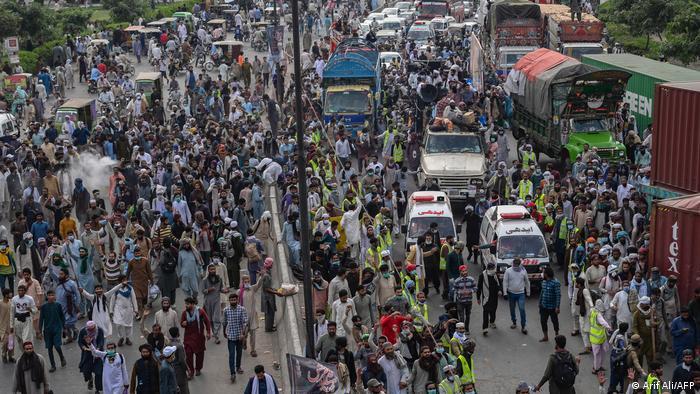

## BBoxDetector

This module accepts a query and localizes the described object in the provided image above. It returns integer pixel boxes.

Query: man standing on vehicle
[503,258,530,334]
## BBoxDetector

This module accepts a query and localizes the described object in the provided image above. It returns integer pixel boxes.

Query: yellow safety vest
[379,232,393,252]
[518,180,533,200]
[392,142,404,163]
[365,247,381,270]
[439,378,462,394]
[349,183,363,199]
[645,373,660,394]
[522,151,536,167]
[534,194,546,213]
[413,302,429,322]
[439,243,451,271]
[558,217,570,240]
[589,309,606,345]
[458,354,475,385]
[403,290,416,309]
[398,271,410,287]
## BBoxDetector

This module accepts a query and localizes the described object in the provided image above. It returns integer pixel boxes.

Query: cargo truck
[504,48,630,166]
[322,38,381,137]
[539,4,604,60]
[581,53,700,133]
[415,0,450,20]
[484,0,545,77]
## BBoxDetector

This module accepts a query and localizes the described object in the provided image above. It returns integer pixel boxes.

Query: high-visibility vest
[365,247,381,270]
[349,182,363,198]
[522,151,536,167]
[458,354,475,385]
[645,373,660,394]
[439,243,451,270]
[403,290,416,309]
[558,217,570,240]
[439,378,462,394]
[589,309,606,345]
[398,271,410,287]
[534,194,546,213]
[379,232,393,251]
[413,302,429,322]
[518,180,533,200]
[392,142,404,163]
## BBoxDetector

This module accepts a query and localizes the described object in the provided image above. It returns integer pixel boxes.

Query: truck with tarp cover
[484,0,544,77]
[504,48,630,166]
[322,38,381,137]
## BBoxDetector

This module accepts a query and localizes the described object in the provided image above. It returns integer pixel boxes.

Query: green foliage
[102,0,147,24]
[7,2,57,48]
[0,8,21,40]
[662,2,700,64]
[57,8,94,35]
[18,50,38,74]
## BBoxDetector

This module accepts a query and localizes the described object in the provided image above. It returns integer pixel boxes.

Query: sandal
[251,351,258,357]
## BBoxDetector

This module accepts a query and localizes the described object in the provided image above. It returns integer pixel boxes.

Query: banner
[267,25,285,61]
[469,33,484,92]
[286,354,340,393]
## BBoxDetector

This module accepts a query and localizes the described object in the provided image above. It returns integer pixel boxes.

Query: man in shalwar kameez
[177,239,201,299]
[88,339,130,394]
[200,263,228,343]
[180,297,211,378]
[105,275,138,346]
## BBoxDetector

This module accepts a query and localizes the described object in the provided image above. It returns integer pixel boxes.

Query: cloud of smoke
[63,151,117,203]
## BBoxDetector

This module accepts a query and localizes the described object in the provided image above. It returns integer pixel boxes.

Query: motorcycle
[87,80,98,94]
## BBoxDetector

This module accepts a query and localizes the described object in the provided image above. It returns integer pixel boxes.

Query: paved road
[0,33,287,393]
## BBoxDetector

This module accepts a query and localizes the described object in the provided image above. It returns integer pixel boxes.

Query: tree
[102,0,146,24]
[608,0,675,49]
[662,2,700,64]
[58,8,94,35]
[6,2,56,49]
[0,9,20,40]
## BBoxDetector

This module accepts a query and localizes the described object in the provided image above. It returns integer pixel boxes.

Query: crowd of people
[0,0,695,393]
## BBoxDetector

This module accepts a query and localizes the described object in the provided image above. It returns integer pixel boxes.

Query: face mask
[27,240,33,247]
[382,273,390,279]
[68,235,75,242]
[623,286,630,293]
[447,375,455,382]
[435,347,444,353]
[465,391,476,394]
[323,220,329,225]
[244,284,251,289]
[513,265,522,272]
[418,300,425,305]
[316,316,325,323]
[487,269,496,275]
[401,329,410,336]
[428,390,438,394]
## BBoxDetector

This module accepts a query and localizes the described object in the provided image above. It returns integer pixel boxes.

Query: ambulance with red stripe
[480,205,550,281]
[402,191,461,251]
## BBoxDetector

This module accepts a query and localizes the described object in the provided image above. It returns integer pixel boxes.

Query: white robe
[105,285,137,327]
[82,290,113,337]
[340,205,362,245]
[378,354,409,394]
[90,346,129,394]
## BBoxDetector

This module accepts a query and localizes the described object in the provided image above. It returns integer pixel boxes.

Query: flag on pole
[286,354,340,393]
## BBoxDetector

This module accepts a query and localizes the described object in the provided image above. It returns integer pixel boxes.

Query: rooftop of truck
[582,54,700,82]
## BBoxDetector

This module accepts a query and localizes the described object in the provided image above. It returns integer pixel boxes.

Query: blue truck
[322,38,381,137]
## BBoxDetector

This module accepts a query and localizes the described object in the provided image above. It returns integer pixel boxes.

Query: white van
[0,111,19,141]
[402,191,461,250]
[479,205,549,280]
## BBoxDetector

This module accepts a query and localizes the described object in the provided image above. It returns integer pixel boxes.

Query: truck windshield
[419,3,448,15]
[407,28,431,41]
[425,133,482,154]
[504,53,526,66]
[497,235,548,259]
[571,118,605,133]
[568,46,604,60]
[325,90,371,114]
[409,216,455,238]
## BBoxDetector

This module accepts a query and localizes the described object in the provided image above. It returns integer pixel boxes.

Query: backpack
[160,251,177,274]
[552,352,578,389]
[611,348,628,372]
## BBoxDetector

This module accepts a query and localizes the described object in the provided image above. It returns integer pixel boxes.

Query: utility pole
[290,0,316,359]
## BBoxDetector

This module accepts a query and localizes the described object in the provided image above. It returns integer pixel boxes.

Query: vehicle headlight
[618,150,625,157]
[470,179,483,186]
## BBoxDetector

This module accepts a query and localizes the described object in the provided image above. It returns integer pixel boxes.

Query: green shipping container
[581,54,700,132]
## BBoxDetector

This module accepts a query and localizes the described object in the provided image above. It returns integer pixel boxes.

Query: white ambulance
[402,191,461,250]
[479,205,550,280]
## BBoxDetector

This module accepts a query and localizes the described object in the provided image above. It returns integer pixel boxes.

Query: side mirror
[401,225,408,234]
[455,224,462,233]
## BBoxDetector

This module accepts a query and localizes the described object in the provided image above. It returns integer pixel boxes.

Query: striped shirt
[223,304,248,340]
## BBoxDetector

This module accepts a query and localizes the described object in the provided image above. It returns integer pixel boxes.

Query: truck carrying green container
[581,54,700,132]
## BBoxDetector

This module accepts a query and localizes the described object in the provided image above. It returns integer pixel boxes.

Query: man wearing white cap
[438,364,461,393]
[160,346,178,394]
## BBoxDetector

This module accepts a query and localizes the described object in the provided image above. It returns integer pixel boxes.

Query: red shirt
[160,32,168,46]
[97,63,107,74]
[380,314,410,344]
